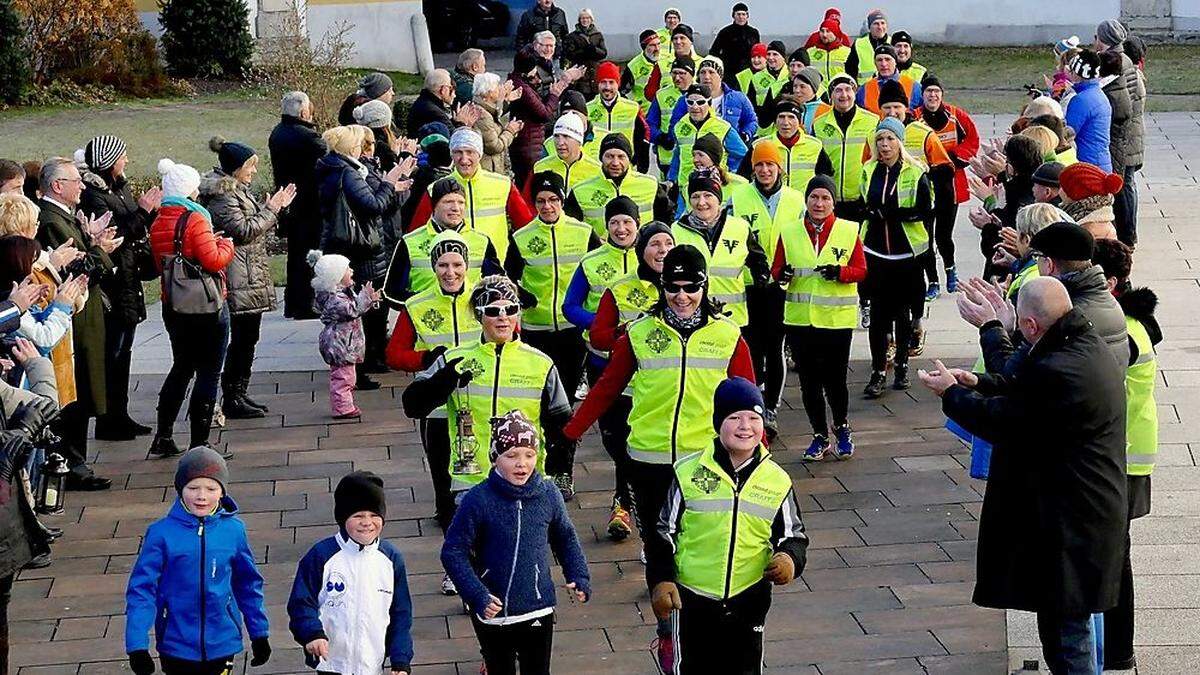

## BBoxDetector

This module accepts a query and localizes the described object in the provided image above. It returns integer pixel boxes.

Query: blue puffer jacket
[1065,80,1114,172]
[669,82,760,143]
[441,470,591,620]
[315,152,399,282]
[125,497,269,661]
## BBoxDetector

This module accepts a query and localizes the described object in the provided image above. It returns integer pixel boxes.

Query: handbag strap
[171,210,192,256]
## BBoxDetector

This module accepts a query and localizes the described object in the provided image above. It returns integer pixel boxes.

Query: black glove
[421,345,448,369]
[815,265,842,281]
[128,650,156,675]
[657,134,676,150]
[0,432,33,488]
[9,397,57,437]
[777,264,795,285]
[250,637,272,666]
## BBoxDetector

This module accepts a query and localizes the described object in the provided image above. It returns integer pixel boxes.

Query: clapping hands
[266,184,298,214]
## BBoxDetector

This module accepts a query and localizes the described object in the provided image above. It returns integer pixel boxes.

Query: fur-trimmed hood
[1118,286,1162,345]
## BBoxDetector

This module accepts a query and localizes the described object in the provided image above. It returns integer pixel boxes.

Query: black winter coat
[515,3,568,54]
[1059,265,1131,369]
[78,172,151,325]
[269,115,327,318]
[1102,75,1134,175]
[315,153,398,283]
[562,24,607,99]
[944,309,1127,615]
[710,23,761,88]
[405,89,454,138]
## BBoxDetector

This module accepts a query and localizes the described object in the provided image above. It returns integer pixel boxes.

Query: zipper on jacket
[668,332,689,461]
[722,475,746,600]
[503,499,524,617]
[534,563,542,600]
[550,227,560,331]
[467,181,476,226]
[491,343,503,417]
[451,299,460,344]
[838,124,848,198]
[198,517,208,661]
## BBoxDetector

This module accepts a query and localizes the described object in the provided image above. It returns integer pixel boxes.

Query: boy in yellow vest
[648,376,807,674]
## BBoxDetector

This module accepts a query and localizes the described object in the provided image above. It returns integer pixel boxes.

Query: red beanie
[1059,162,1124,201]
[596,61,620,84]
[820,18,841,32]
[824,7,841,21]
[751,43,768,59]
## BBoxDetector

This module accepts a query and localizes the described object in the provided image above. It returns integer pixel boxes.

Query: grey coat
[1113,47,1145,169]
[198,170,278,315]
[0,356,58,577]
[1060,265,1131,368]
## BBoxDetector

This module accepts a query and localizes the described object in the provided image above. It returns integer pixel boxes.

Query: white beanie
[449,127,484,155]
[307,250,352,292]
[353,99,393,129]
[158,158,201,199]
[552,114,586,144]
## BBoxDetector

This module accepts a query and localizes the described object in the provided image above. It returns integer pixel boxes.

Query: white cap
[157,158,201,199]
[449,127,484,155]
[553,114,586,144]
[307,250,352,292]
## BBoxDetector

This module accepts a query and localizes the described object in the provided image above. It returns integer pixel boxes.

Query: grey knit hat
[1095,19,1129,49]
[358,72,394,99]
[174,446,230,494]
[352,100,393,129]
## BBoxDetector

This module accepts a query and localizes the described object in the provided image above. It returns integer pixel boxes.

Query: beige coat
[30,256,77,407]
[474,101,516,176]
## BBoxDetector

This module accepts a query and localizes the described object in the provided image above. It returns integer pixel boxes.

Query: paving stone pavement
[11,113,1199,674]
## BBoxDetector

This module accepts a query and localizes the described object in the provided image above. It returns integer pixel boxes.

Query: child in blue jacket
[441,410,591,675]
[125,447,271,675]
[287,470,414,674]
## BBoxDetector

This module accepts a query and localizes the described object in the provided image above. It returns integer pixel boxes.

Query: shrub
[0,0,28,104]
[252,11,356,129]
[159,0,254,79]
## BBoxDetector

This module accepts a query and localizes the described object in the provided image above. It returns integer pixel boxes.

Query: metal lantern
[452,383,482,476]
[36,452,68,515]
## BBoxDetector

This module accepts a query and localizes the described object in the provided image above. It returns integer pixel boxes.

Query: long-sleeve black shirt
[861,160,934,258]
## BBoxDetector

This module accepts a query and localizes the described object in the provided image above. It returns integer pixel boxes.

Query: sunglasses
[479,303,520,318]
[665,282,703,294]
[685,98,709,107]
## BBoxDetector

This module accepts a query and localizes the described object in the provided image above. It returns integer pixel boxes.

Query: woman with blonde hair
[1020,125,1060,162]
[859,117,934,399]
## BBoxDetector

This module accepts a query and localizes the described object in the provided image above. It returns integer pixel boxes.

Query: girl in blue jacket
[125,447,271,675]
[441,410,591,675]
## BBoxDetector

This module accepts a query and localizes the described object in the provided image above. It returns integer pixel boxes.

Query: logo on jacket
[588,191,608,207]
[645,326,672,353]
[421,308,446,332]
[527,236,548,255]
[461,357,486,380]
[830,246,847,263]
[325,572,347,598]
[627,286,651,308]
[596,261,617,280]
[691,465,722,494]
[722,238,739,254]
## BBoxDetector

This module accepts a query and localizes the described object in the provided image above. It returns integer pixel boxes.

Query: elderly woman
[147,159,235,459]
[472,73,523,175]
[563,8,608,99]
[859,117,933,399]
[199,137,296,419]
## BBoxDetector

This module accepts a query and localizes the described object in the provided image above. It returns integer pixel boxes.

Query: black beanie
[209,136,256,175]
[685,83,711,100]
[605,195,640,225]
[559,90,588,115]
[636,221,674,279]
[334,471,387,524]
[671,59,696,76]
[599,132,633,160]
[921,74,942,91]
[805,174,837,199]
[767,40,788,58]
[688,168,724,201]
[789,48,809,65]
[430,176,464,205]
[661,243,707,285]
[174,446,230,494]
[890,30,913,46]
[1032,161,1065,188]
[873,43,898,62]
[531,171,566,199]
[672,24,694,41]
[712,376,765,430]
[877,79,908,108]
[1030,222,1095,262]
[732,2,748,14]
[692,133,725,167]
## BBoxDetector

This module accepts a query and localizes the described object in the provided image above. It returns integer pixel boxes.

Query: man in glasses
[648,59,695,175]
[402,273,576,508]
[667,83,747,200]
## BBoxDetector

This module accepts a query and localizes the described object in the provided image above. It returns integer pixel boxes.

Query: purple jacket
[316,286,374,366]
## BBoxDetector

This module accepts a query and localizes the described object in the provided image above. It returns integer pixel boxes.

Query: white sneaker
[575,380,590,400]
[441,573,458,596]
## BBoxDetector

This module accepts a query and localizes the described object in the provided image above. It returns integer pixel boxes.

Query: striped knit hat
[77,135,127,172]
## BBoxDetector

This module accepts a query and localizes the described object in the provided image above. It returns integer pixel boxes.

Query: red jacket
[150,204,234,295]
[384,307,426,372]
[915,103,980,204]
[564,328,755,441]
[771,214,867,284]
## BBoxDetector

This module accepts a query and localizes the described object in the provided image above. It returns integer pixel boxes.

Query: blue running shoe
[946,266,959,294]
[803,434,830,461]
[833,424,855,460]
[925,281,941,302]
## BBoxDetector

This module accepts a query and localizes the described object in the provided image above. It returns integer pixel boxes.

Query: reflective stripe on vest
[627,315,740,463]
[813,107,880,204]
[444,339,552,490]
[807,45,850,90]
[533,153,604,196]
[780,217,860,328]
[571,172,659,237]
[405,289,482,416]
[727,181,805,264]
[753,135,823,192]
[578,244,636,357]
[853,36,878,83]
[587,96,640,148]
[859,160,930,256]
[400,225,489,297]
[673,447,793,600]
[1125,316,1158,476]
[671,218,752,326]
[674,114,734,189]
[655,85,686,166]
[436,169,514,261]
[627,53,660,113]
[512,217,594,331]
[903,120,938,171]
